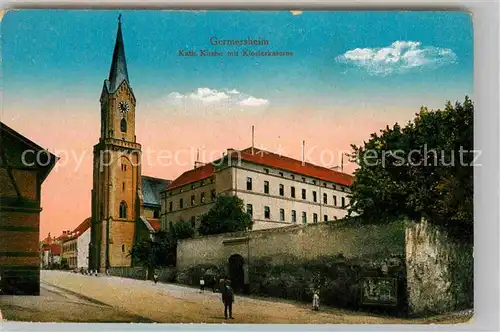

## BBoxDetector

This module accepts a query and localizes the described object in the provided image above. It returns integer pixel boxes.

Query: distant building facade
[0,122,57,295]
[61,218,91,270]
[161,148,353,232]
[89,20,170,273]
[40,234,62,269]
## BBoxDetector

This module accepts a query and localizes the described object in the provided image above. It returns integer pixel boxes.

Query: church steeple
[108,14,129,93]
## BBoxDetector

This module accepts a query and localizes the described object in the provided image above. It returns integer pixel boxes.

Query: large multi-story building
[161,147,354,232]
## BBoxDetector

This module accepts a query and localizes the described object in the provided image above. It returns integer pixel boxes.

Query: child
[200,277,205,293]
[312,290,320,311]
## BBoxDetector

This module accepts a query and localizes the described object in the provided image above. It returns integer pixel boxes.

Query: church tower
[90,16,142,272]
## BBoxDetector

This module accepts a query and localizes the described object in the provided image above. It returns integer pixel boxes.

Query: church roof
[107,18,129,93]
[141,175,171,207]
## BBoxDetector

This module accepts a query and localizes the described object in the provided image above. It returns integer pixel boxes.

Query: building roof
[50,244,61,255]
[141,176,171,207]
[0,121,58,183]
[164,147,353,191]
[61,217,91,243]
[140,216,161,233]
[238,147,353,187]
[106,19,129,93]
[165,163,215,191]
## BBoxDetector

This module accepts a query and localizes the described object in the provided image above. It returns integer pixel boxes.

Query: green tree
[348,97,473,242]
[129,220,195,271]
[198,195,253,236]
[60,257,69,270]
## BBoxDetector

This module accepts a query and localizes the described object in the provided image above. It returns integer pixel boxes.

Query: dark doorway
[228,254,245,293]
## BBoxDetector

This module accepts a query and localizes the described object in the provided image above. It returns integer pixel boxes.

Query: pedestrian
[221,279,234,319]
[200,276,205,293]
[212,276,217,293]
[312,290,320,311]
[153,273,158,284]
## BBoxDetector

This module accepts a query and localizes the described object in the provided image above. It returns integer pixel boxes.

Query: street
[0,270,472,324]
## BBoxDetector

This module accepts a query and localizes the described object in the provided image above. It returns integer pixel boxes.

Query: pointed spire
[108,14,129,93]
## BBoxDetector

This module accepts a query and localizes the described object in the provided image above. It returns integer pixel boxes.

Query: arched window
[121,244,125,253]
[119,201,127,219]
[120,118,127,133]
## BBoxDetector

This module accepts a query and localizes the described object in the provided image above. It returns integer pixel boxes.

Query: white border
[0,1,498,331]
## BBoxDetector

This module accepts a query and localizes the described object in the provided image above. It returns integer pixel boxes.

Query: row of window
[261,167,350,192]
[68,256,77,267]
[63,242,77,252]
[246,177,348,207]
[166,177,216,197]
[168,189,217,212]
[246,204,338,224]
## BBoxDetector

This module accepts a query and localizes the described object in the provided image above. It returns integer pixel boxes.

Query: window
[324,214,328,222]
[302,189,306,200]
[313,191,317,202]
[191,195,195,206]
[169,201,173,212]
[264,181,269,194]
[302,212,307,224]
[280,208,285,221]
[121,244,125,253]
[201,180,205,186]
[279,172,284,177]
[312,180,316,185]
[302,177,306,182]
[191,184,195,190]
[342,197,346,208]
[264,168,269,174]
[291,186,296,198]
[121,164,127,171]
[333,195,337,206]
[247,177,252,190]
[291,175,295,180]
[200,192,205,203]
[332,184,337,190]
[323,193,328,204]
[341,187,345,192]
[120,118,127,133]
[119,201,127,218]
[313,213,318,224]
[211,189,216,201]
[264,206,270,219]
[334,216,338,220]
[154,209,159,218]
[323,182,327,187]
[179,198,184,209]
[291,210,297,223]
[247,204,253,217]
[122,182,125,191]
[279,184,284,196]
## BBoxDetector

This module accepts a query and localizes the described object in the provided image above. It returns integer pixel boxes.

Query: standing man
[221,279,234,319]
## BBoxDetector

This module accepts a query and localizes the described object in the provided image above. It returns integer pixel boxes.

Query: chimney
[194,161,206,169]
[302,140,305,164]
[251,125,255,155]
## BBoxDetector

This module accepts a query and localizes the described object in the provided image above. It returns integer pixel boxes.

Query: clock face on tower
[119,101,130,117]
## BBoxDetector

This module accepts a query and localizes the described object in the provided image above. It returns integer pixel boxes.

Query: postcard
[0,9,473,324]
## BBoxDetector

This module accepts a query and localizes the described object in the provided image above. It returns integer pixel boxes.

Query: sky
[0,10,473,238]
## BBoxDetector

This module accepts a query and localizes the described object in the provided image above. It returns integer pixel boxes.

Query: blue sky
[2,10,473,113]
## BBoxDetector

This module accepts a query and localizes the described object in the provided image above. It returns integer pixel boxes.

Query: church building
[89,18,170,273]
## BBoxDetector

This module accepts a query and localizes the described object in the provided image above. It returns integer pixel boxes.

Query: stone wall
[109,266,146,280]
[405,219,473,316]
[177,220,406,270]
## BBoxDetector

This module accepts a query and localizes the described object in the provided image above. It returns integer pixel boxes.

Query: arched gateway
[228,254,245,293]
